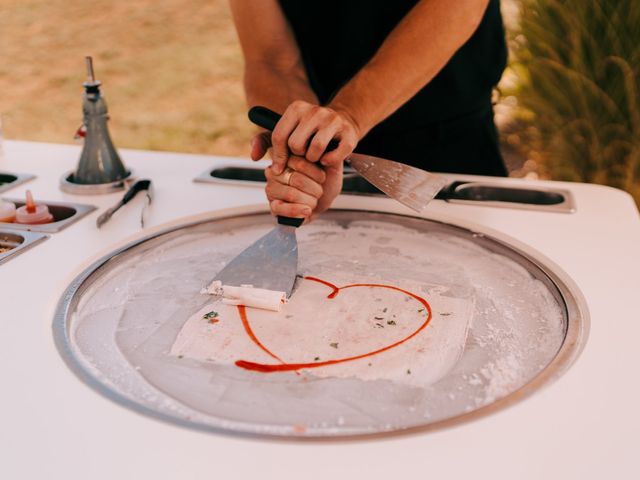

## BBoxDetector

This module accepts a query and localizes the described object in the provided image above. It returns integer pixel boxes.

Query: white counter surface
[1,140,639,479]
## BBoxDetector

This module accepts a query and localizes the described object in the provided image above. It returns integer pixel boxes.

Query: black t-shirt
[278,0,507,132]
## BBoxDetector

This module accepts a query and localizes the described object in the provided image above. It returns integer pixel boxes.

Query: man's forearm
[329,0,490,138]
[244,61,318,114]
[230,0,318,114]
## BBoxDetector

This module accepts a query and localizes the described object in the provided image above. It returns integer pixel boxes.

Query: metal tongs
[96,179,153,228]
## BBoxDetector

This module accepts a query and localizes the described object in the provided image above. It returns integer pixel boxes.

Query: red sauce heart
[235,276,433,373]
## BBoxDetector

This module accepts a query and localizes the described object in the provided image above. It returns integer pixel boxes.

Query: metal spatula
[248,106,447,213]
[212,216,301,298]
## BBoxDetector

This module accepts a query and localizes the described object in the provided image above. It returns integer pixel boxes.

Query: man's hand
[250,129,344,221]
[263,155,342,220]
[250,131,272,162]
[264,155,324,219]
[310,161,343,221]
[270,100,360,175]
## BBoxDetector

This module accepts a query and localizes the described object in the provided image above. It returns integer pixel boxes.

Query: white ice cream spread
[172,274,474,387]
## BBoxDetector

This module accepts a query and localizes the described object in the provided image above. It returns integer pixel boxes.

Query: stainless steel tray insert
[195,165,576,213]
[1,198,96,233]
[0,229,48,265]
[0,172,36,194]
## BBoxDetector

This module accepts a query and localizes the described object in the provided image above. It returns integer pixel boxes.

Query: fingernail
[303,207,312,215]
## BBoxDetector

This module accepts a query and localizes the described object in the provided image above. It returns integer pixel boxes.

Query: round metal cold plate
[53,210,588,438]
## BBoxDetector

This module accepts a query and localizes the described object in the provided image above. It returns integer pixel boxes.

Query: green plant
[512,0,640,204]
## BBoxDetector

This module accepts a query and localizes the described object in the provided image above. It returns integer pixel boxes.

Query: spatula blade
[212,225,298,297]
[348,152,448,213]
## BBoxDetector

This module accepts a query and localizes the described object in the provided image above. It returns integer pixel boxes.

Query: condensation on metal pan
[53,210,589,439]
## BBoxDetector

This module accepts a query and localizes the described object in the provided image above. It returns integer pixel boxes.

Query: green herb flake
[374,316,385,320]
[375,322,384,328]
[406,369,411,375]
[387,320,396,326]
[417,308,425,313]
[178,355,184,359]
[203,311,219,320]
[330,342,339,349]
[314,357,320,361]
[440,312,452,316]
[382,308,388,313]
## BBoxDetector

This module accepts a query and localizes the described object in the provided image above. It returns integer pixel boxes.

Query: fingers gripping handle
[248,106,339,151]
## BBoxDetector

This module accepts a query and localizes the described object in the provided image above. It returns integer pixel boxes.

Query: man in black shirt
[230,0,507,220]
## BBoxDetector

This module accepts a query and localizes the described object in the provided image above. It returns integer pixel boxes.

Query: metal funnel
[63,57,130,191]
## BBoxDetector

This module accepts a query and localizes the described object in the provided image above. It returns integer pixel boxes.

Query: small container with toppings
[15,190,54,225]
[0,200,16,223]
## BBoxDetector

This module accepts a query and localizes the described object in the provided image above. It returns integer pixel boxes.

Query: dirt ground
[0,0,253,156]
[0,0,525,172]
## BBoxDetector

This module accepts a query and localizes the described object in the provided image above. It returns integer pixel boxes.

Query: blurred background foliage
[510,0,640,203]
[0,0,638,204]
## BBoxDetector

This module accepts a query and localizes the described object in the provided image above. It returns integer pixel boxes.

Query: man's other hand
[270,100,360,175]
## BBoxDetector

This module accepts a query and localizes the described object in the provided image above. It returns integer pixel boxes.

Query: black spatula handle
[248,106,281,132]
[277,216,304,227]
